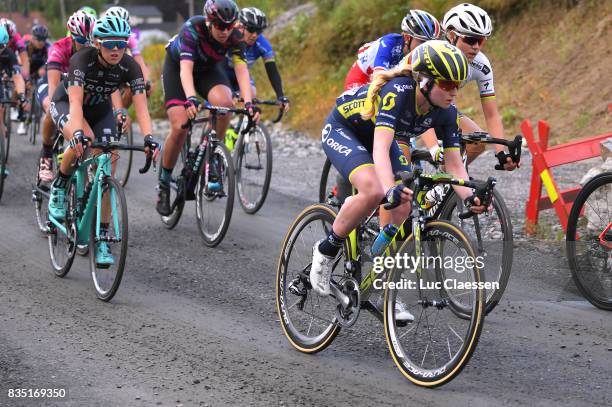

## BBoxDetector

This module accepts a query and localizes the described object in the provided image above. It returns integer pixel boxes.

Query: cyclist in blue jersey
[344,9,440,90]
[310,41,486,321]
[225,7,289,110]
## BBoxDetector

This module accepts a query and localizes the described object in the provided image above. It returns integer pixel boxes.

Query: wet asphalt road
[0,126,611,407]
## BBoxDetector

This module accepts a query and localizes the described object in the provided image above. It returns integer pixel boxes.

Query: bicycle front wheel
[3,106,10,162]
[235,123,273,214]
[195,141,235,247]
[439,188,512,316]
[89,176,128,302]
[115,123,133,187]
[566,172,612,310]
[160,139,188,229]
[276,203,346,353]
[0,122,5,202]
[383,220,485,387]
[48,181,77,277]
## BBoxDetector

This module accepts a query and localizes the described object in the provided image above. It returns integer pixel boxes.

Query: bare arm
[234,63,253,104]
[47,70,62,102]
[12,72,25,95]
[179,59,196,99]
[481,98,505,153]
[133,54,150,83]
[19,50,30,81]
[372,127,398,192]
[66,85,85,137]
[132,92,153,136]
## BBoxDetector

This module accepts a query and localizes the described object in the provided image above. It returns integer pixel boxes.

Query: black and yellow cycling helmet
[410,40,468,82]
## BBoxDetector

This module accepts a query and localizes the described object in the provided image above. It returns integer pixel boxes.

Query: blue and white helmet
[93,15,131,39]
[401,9,441,41]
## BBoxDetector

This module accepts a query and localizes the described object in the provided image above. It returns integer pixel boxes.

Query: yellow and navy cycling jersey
[334,76,461,150]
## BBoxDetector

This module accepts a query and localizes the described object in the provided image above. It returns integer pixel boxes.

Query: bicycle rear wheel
[115,123,133,187]
[439,189,512,316]
[566,172,612,310]
[28,93,40,145]
[319,158,350,207]
[160,138,188,229]
[276,203,346,353]
[383,220,485,387]
[195,141,235,247]
[48,181,77,277]
[0,123,5,202]
[89,176,128,302]
[235,123,272,214]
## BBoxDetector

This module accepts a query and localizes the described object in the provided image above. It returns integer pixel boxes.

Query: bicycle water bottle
[371,224,399,257]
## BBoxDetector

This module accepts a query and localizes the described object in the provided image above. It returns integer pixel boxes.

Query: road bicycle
[566,171,612,310]
[319,132,522,316]
[227,96,285,214]
[24,74,43,145]
[0,74,14,163]
[159,103,252,247]
[277,156,497,386]
[45,133,154,301]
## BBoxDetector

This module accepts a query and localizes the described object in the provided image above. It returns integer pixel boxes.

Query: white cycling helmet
[105,6,130,22]
[442,3,492,37]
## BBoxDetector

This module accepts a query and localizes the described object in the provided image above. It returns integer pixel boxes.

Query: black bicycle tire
[439,188,513,316]
[47,181,77,277]
[276,203,345,353]
[235,122,273,214]
[384,220,485,387]
[89,176,128,302]
[3,106,10,163]
[160,139,188,229]
[195,141,235,247]
[117,123,134,187]
[0,124,5,202]
[319,158,333,204]
[566,172,612,310]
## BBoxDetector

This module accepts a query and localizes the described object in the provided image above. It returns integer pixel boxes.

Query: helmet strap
[97,46,113,68]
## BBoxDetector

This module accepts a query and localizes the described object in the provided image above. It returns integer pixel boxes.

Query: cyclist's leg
[202,64,233,137]
[37,82,56,182]
[460,115,485,164]
[312,112,384,295]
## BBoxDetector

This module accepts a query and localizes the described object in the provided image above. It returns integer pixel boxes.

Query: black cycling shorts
[49,84,118,143]
[162,53,231,109]
[322,110,410,183]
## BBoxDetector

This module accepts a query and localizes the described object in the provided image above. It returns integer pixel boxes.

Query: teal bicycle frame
[48,152,121,246]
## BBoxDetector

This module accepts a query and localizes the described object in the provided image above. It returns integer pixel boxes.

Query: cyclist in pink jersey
[0,18,30,82]
[36,11,94,183]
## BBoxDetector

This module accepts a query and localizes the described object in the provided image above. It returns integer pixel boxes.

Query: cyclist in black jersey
[156,0,259,216]
[17,25,50,135]
[47,15,159,266]
[0,26,28,140]
[310,41,487,315]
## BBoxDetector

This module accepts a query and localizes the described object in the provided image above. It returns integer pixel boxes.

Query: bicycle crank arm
[330,281,350,309]
[244,164,264,170]
[97,236,122,243]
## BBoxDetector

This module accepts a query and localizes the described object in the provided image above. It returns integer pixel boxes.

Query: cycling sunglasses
[34,35,48,42]
[435,79,462,92]
[72,35,89,45]
[213,21,236,32]
[245,26,263,35]
[98,39,129,50]
[456,33,486,46]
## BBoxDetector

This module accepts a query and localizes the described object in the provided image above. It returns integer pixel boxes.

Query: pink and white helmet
[66,11,95,39]
[0,18,17,38]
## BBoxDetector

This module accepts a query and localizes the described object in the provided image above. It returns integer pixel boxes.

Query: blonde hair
[360,64,413,121]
